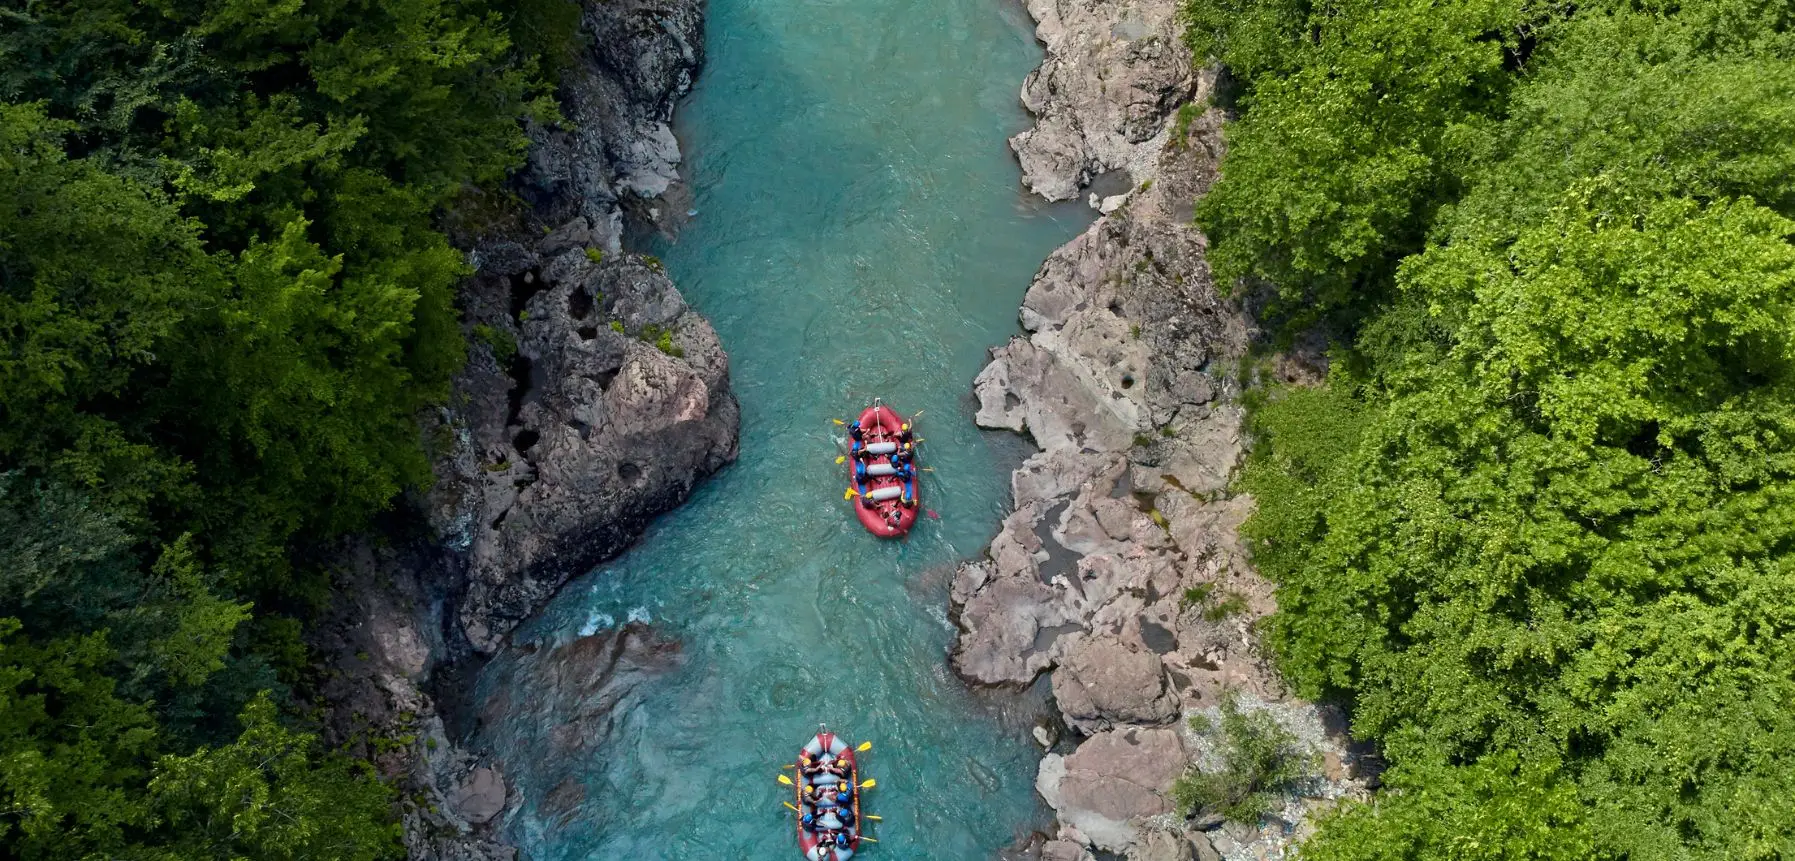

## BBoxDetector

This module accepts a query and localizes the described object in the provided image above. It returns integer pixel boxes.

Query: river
[473,0,1092,855]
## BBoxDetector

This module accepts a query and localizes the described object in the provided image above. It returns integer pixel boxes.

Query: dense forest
[1189,0,1795,857]
[0,1,578,856]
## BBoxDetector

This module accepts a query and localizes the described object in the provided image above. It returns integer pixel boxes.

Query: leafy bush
[474,323,519,363]
[1173,695,1315,823]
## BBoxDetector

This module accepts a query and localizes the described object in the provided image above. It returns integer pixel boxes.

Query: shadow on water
[469,0,1095,856]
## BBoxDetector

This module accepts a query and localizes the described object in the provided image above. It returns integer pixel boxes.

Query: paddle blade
[856,741,872,752]
[783,801,800,811]
[843,488,857,500]
[834,455,846,464]
[832,418,845,425]
[777,774,794,785]
[860,778,876,788]
[865,814,882,821]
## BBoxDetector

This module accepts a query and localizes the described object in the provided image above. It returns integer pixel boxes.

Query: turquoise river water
[473,0,1093,856]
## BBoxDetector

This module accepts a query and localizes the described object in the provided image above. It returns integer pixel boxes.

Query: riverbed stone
[1037,726,1186,853]
[450,767,509,825]
[965,0,1390,853]
[1127,829,1194,861]
[1052,633,1179,733]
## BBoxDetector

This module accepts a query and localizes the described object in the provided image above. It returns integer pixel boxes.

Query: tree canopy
[0,0,581,855]
[1196,0,1795,856]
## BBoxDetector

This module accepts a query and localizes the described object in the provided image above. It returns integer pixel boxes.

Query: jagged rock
[1188,832,1222,861]
[521,0,705,242]
[437,251,738,653]
[1044,840,1097,861]
[450,767,509,825]
[1127,829,1194,861]
[1052,632,1179,733]
[312,0,728,857]
[1010,0,1198,201]
[1038,727,1187,852]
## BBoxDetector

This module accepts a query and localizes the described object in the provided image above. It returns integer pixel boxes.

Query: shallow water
[474,0,1093,855]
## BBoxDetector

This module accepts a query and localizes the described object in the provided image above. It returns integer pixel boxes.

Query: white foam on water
[578,611,617,636]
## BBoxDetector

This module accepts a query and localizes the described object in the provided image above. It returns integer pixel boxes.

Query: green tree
[1209,0,1795,856]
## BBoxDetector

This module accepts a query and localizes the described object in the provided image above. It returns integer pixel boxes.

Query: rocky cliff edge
[308,0,732,857]
[969,3,1377,859]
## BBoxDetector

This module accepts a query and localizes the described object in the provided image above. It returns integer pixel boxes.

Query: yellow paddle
[865,814,882,822]
[783,801,801,812]
[843,487,860,500]
[835,455,846,464]
[832,418,845,425]
[856,741,872,752]
[778,774,794,786]
[858,836,880,843]
[860,778,876,789]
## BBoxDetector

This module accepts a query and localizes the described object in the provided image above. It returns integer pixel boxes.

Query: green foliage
[474,323,519,363]
[639,323,685,357]
[1187,0,1530,319]
[584,247,607,264]
[1181,583,1216,609]
[0,0,573,856]
[1172,694,1315,823]
[1302,755,1606,861]
[145,694,399,861]
[1200,591,1249,622]
[1209,0,1795,855]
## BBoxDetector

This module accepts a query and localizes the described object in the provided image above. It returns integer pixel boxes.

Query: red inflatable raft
[793,728,864,861]
[846,402,919,538]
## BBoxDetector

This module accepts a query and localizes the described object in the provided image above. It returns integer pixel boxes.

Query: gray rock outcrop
[521,0,707,245]
[971,6,1375,858]
[432,246,737,653]
[1010,0,1198,201]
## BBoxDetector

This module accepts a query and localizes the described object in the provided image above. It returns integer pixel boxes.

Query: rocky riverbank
[966,1,1376,859]
[306,1,735,857]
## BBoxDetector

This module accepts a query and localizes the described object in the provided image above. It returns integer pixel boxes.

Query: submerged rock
[477,624,684,760]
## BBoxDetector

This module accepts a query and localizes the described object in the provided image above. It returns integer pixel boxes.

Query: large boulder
[1052,633,1179,733]
[1010,0,1199,201]
[1037,727,1187,852]
[433,249,739,653]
